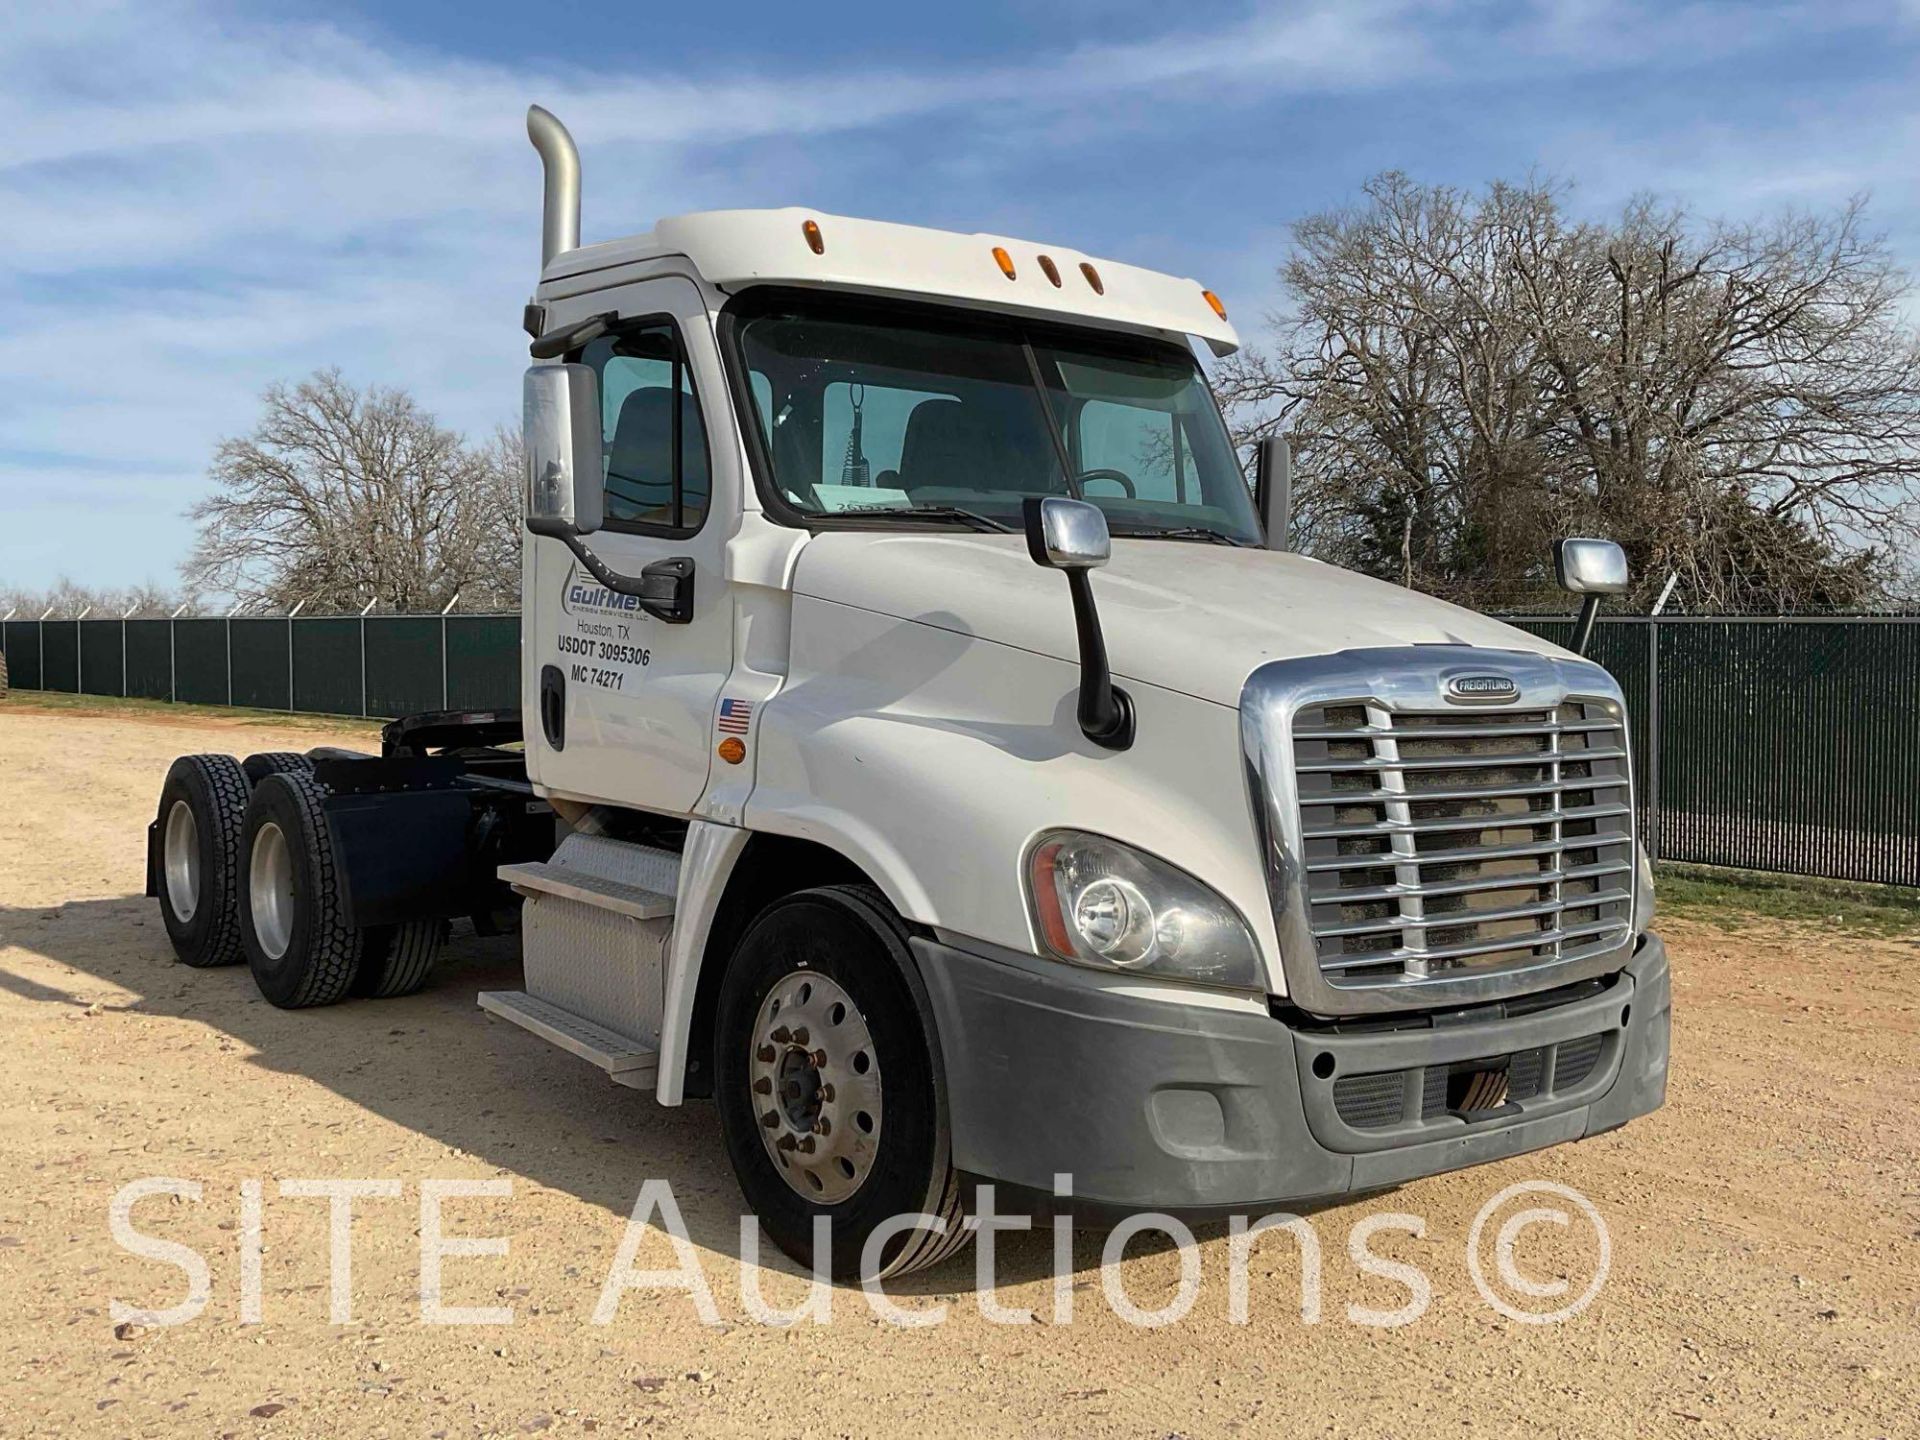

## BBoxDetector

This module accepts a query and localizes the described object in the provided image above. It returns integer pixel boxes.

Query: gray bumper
[914,932,1670,1212]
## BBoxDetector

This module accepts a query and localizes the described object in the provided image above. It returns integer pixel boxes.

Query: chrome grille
[1290,698,1635,991]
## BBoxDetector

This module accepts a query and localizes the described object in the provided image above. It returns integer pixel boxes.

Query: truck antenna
[526,105,581,270]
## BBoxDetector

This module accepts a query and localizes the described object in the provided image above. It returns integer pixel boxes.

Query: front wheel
[714,886,969,1282]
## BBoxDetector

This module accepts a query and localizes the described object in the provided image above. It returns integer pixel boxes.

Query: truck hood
[790,532,1563,708]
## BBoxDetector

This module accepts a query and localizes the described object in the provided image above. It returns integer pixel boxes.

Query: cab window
[730,296,1261,541]
[581,322,711,533]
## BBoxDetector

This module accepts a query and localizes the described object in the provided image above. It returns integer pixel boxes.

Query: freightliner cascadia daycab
[147,106,1669,1280]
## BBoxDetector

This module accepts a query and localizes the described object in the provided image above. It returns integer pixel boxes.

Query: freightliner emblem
[1445,674,1520,703]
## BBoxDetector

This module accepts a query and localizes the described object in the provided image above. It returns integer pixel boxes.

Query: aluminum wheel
[749,970,883,1203]
[248,821,296,961]
[162,799,201,923]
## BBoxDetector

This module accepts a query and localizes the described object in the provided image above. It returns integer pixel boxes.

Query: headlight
[1633,841,1655,935]
[1028,831,1262,991]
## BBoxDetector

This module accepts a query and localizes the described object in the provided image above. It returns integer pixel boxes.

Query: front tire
[155,754,252,967]
[238,771,364,1007]
[715,885,969,1282]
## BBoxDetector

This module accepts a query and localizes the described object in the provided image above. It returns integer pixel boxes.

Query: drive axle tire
[354,920,448,999]
[155,754,252,967]
[238,771,364,1008]
[242,751,314,788]
[715,885,969,1283]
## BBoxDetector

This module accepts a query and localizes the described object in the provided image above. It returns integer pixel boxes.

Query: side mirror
[1555,537,1629,595]
[1255,435,1291,551]
[523,364,603,538]
[1024,495,1111,570]
[1554,537,1629,656]
[1022,498,1132,750]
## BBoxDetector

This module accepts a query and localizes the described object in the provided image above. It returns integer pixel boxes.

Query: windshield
[730,296,1262,542]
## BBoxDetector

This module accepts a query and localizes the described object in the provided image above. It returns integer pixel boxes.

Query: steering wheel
[1075,468,1137,499]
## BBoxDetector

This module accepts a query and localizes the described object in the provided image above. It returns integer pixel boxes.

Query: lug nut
[790,1027,809,1045]
[813,1118,831,1136]
[776,1133,798,1152]
[770,1026,792,1044]
[820,1084,835,1103]
[760,1110,780,1129]
[756,1044,776,1063]
[752,1077,772,1095]
[812,1050,829,1068]
[797,1136,816,1154]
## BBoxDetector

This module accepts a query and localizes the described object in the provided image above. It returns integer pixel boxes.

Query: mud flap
[322,789,478,929]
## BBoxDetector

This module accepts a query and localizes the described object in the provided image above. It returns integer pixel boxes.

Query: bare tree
[0,577,187,618]
[186,370,512,613]
[1221,175,1920,612]
[467,425,527,611]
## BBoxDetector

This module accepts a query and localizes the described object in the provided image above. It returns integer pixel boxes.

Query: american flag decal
[716,698,753,734]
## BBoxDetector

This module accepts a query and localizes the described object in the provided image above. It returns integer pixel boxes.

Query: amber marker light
[1202,288,1229,320]
[1028,839,1079,958]
[1079,261,1104,295]
[1037,254,1062,287]
[718,737,747,765]
[802,218,824,255]
[992,246,1017,280]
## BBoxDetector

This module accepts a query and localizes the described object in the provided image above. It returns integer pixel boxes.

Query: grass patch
[1654,862,1920,938]
[0,688,383,733]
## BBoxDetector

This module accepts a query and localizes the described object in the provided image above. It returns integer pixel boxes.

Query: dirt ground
[1,701,1915,1439]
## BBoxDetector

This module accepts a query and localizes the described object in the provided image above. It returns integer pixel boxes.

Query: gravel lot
[1,700,1916,1438]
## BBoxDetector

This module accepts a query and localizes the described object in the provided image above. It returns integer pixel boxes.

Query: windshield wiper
[1111,524,1249,546]
[838,504,1014,533]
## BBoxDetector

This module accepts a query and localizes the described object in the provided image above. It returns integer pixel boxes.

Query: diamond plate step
[498,860,675,920]
[477,990,659,1091]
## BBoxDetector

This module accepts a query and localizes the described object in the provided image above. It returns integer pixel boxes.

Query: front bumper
[915,931,1670,1213]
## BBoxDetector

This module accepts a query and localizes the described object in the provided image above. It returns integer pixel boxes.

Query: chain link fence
[5,609,1918,887]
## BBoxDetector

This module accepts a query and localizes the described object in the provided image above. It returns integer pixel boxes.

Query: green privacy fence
[2,613,520,720]
[6,610,1919,886]
[1504,616,1920,888]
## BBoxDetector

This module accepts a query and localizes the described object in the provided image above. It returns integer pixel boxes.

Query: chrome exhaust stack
[526,105,580,270]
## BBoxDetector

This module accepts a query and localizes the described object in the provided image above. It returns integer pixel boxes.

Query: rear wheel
[353,920,447,999]
[155,754,251,967]
[239,771,364,1008]
[715,885,969,1282]
[242,751,314,788]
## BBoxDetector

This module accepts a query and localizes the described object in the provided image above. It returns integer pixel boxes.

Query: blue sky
[3,0,1918,596]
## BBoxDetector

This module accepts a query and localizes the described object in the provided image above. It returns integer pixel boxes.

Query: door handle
[539,664,566,750]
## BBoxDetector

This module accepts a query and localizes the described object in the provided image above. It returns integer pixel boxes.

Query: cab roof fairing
[535,207,1242,357]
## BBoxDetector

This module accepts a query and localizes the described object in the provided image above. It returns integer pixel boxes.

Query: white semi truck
[147,106,1669,1280]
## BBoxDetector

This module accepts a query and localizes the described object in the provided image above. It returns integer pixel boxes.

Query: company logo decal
[1445,674,1520,703]
[560,559,645,619]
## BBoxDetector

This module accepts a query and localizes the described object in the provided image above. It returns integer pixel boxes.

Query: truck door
[530,274,735,815]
